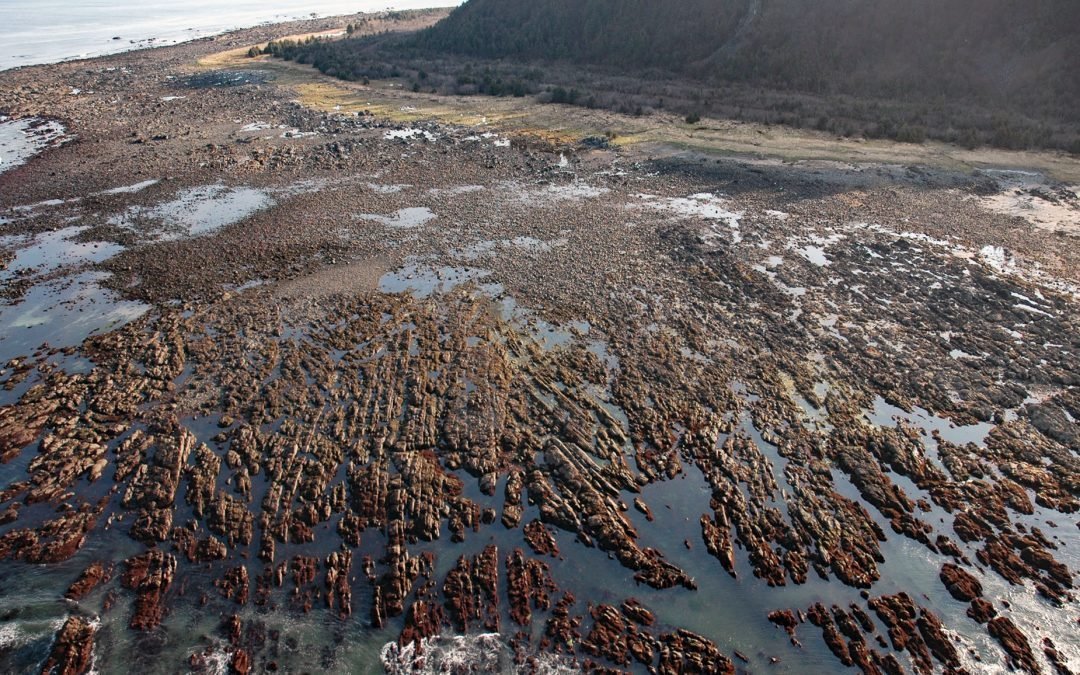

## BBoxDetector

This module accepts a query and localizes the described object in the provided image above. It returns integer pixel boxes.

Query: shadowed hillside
[415,0,1079,109]
[274,0,1080,152]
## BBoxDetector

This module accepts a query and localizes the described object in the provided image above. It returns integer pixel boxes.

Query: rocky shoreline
[0,10,1078,675]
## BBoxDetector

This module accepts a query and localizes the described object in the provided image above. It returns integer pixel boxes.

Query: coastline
[0,8,1077,675]
[0,1,462,73]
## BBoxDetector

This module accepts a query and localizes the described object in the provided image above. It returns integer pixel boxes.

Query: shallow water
[357,207,436,229]
[97,179,159,195]
[0,224,147,361]
[0,0,464,72]
[799,245,830,267]
[0,271,149,362]
[181,70,272,88]
[507,180,609,205]
[109,183,273,239]
[378,263,500,298]
[0,117,66,174]
[384,128,438,142]
[0,226,123,281]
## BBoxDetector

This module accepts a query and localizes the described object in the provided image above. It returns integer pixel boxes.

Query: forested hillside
[412,0,746,74]
[273,0,1080,152]
[415,0,1079,110]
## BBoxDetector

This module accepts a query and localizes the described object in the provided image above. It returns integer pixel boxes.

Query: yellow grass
[194,37,1080,183]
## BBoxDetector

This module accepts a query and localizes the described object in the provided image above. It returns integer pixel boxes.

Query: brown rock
[65,562,111,601]
[40,616,95,675]
[987,616,1040,675]
[768,609,799,635]
[967,598,996,623]
[524,519,560,558]
[121,549,177,630]
[621,598,656,627]
[230,648,251,675]
[939,563,982,602]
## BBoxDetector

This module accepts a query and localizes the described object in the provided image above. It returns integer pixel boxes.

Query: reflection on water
[865,396,995,447]
[108,184,274,240]
[378,263,501,298]
[0,226,123,281]
[357,207,436,229]
[0,117,67,175]
[0,272,148,362]
[0,216,148,363]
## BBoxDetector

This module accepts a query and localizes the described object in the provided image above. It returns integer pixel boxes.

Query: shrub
[895,124,927,144]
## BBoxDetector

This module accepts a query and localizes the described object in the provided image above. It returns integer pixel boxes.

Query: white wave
[188,644,233,675]
[0,622,26,649]
[380,633,579,674]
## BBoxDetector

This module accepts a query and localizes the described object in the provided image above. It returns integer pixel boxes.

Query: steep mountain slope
[272,0,1079,151]
[413,0,1080,111]
[412,0,746,73]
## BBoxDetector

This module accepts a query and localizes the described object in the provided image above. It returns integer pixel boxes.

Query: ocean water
[0,0,463,72]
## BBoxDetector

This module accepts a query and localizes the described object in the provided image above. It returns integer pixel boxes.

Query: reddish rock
[633,497,654,522]
[657,629,734,675]
[1042,637,1071,675]
[582,604,631,666]
[443,545,500,633]
[121,549,177,630]
[987,616,1040,675]
[967,598,996,623]
[502,470,525,528]
[506,548,556,627]
[371,522,421,628]
[867,594,933,674]
[621,598,656,626]
[935,535,964,558]
[40,616,95,675]
[523,519,560,557]
[700,513,736,578]
[325,551,351,618]
[916,610,959,669]
[230,648,250,675]
[940,563,982,602]
[807,603,852,667]
[399,600,443,646]
[953,510,993,542]
[0,507,101,564]
[216,565,249,605]
[768,609,799,635]
[544,592,582,654]
[65,562,111,601]
[223,614,242,645]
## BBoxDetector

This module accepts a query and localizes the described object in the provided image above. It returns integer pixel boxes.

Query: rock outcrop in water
[122,550,177,630]
[65,562,112,601]
[41,616,96,675]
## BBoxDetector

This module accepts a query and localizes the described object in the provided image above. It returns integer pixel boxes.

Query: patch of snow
[799,245,830,267]
[239,121,272,133]
[385,128,438,142]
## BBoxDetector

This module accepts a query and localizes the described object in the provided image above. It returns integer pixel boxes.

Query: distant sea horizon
[0,0,463,72]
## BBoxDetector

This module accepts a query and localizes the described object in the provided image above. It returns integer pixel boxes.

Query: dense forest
[274,0,1080,152]
[415,0,1079,111]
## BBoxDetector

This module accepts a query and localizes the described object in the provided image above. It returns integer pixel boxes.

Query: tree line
[268,0,1080,153]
